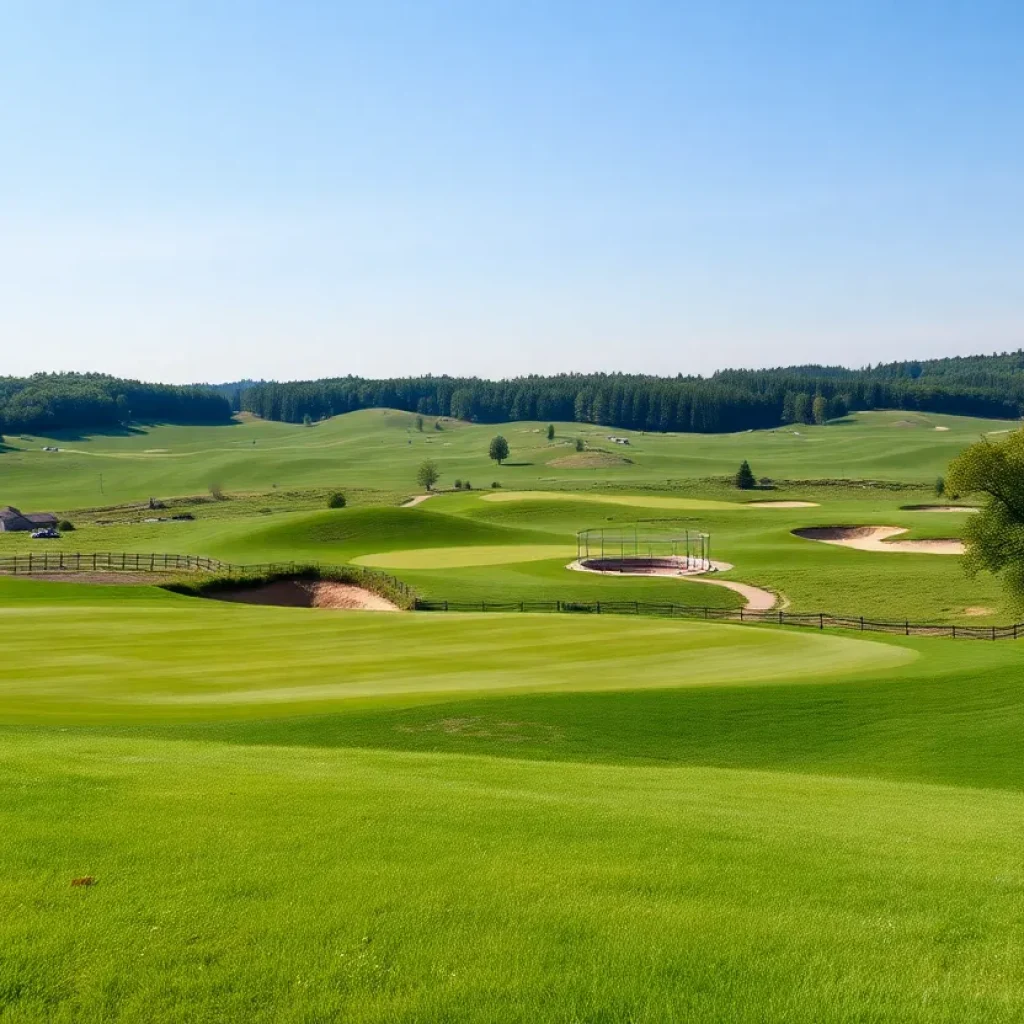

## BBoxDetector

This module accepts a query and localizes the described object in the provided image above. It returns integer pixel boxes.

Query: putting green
[0,601,917,717]
[480,490,745,510]
[353,543,574,569]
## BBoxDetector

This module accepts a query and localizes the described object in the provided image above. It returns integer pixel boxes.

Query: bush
[58,519,75,532]
[454,479,462,490]
[491,481,501,488]
[327,492,346,509]
[575,438,585,452]
[464,481,472,490]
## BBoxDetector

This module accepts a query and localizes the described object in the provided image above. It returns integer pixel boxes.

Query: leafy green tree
[735,460,756,489]
[417,460,440,491]
[792,393,812,425]
[575,438,585,452]
[547,424,555,441]
[489,435,510,465]
[935,476,946,498]
[812,395,827,425]
[947,432,1024,601]
[303,413,313,427]
[327,492,346,508]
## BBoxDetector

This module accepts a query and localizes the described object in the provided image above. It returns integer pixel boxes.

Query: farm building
[0,507,59,532]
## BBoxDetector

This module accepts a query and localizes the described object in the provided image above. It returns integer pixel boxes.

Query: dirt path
[567,559,778,611]
[401,494,435,507]
[208,580,400,610]
[0,571,167,585]
[793,526,964,554]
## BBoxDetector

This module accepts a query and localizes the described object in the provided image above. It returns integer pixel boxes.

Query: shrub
[575,438,585,452]
[464,481,472,490]
[491,481,501,488]
[327,492,346,509]
[58,519,75,532]
[454,479,462,489]
[935,476,946,497]
[547,424,555,441]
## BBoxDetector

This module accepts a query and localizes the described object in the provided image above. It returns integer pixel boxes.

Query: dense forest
[3,354,1023,436]
[0,374,232,433]
[240,352,1024,433]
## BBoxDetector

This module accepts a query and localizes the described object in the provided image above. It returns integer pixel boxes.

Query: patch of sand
[901,504,979,513]
[793,526,964,555]
[567,558,777,611]
[401,494,435,507]
[209,580,400,610]
[933,426,950,431]
[964,607,995,617]
[746,500,820,508]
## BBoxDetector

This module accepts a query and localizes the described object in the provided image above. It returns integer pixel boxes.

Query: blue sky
[1,1,1021,383]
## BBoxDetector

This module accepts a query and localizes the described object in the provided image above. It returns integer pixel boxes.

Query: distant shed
[0,506,59,532]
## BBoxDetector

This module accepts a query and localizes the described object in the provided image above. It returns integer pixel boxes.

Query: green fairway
[3,407,1024,1020]
[1,407,1017,510]
[353,543,575,568]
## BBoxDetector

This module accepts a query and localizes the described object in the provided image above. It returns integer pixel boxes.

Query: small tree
[935,476,946,498]
[575,438,585,452]
[58,519,75,532]
[489,435,510,465]
[303,413,313,427]
[417,460,440,491]
[464,480,472,490]
[454,479,462,489]
[415,415,424,432]
[735,460,756,490]
[812,395,827,425]
[327,492,346,509]
[547,424,555,441]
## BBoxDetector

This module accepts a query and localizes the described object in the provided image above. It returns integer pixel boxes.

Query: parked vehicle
[30,528,59,539]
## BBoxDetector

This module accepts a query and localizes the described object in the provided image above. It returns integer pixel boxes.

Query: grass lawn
[2,579,1024,1020]
[3,408,1024,1020]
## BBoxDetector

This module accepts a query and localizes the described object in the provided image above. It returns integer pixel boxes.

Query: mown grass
[1,407,1016,509]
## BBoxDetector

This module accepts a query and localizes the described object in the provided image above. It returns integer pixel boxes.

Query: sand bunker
[793,526,964,555]
[567,558,778,611]
[401,494,435,507]
[901,505,978,513]
[209,580,400,611]
[746,500,820,508]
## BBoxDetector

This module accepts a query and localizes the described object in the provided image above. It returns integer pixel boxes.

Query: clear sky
[1,1,1022,383]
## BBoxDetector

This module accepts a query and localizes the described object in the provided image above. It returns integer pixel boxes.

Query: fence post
[596,602,601,614]
[739,607,743,622]
[905,621,909,636]
[704,607,708,619]
[819,613,824,630]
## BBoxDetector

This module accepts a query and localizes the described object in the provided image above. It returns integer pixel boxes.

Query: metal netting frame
[576,525,712,571]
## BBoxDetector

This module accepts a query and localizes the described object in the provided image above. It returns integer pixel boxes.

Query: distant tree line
[240,352,1024,433]
[0,373,232,433]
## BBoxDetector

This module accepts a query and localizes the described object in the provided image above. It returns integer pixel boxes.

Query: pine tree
[735,460,756,490]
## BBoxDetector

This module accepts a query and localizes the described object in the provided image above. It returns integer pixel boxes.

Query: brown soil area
[208,580,400,611]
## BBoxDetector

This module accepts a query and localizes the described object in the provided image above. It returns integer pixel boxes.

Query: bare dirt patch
[746,500,820,508]
[547,451,632,469]
[209,580,400,611]
[401,494,435,507]
[964,607,995,617]
[793,526,964,555]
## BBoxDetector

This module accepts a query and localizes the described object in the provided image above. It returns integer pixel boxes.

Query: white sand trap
[401,494,435,507]
[901,505,979,513]
[567,559,778,611]
[746,500,820,508]
[933,426,950,431]
[793,526,964,555]
[210,580,400,610]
